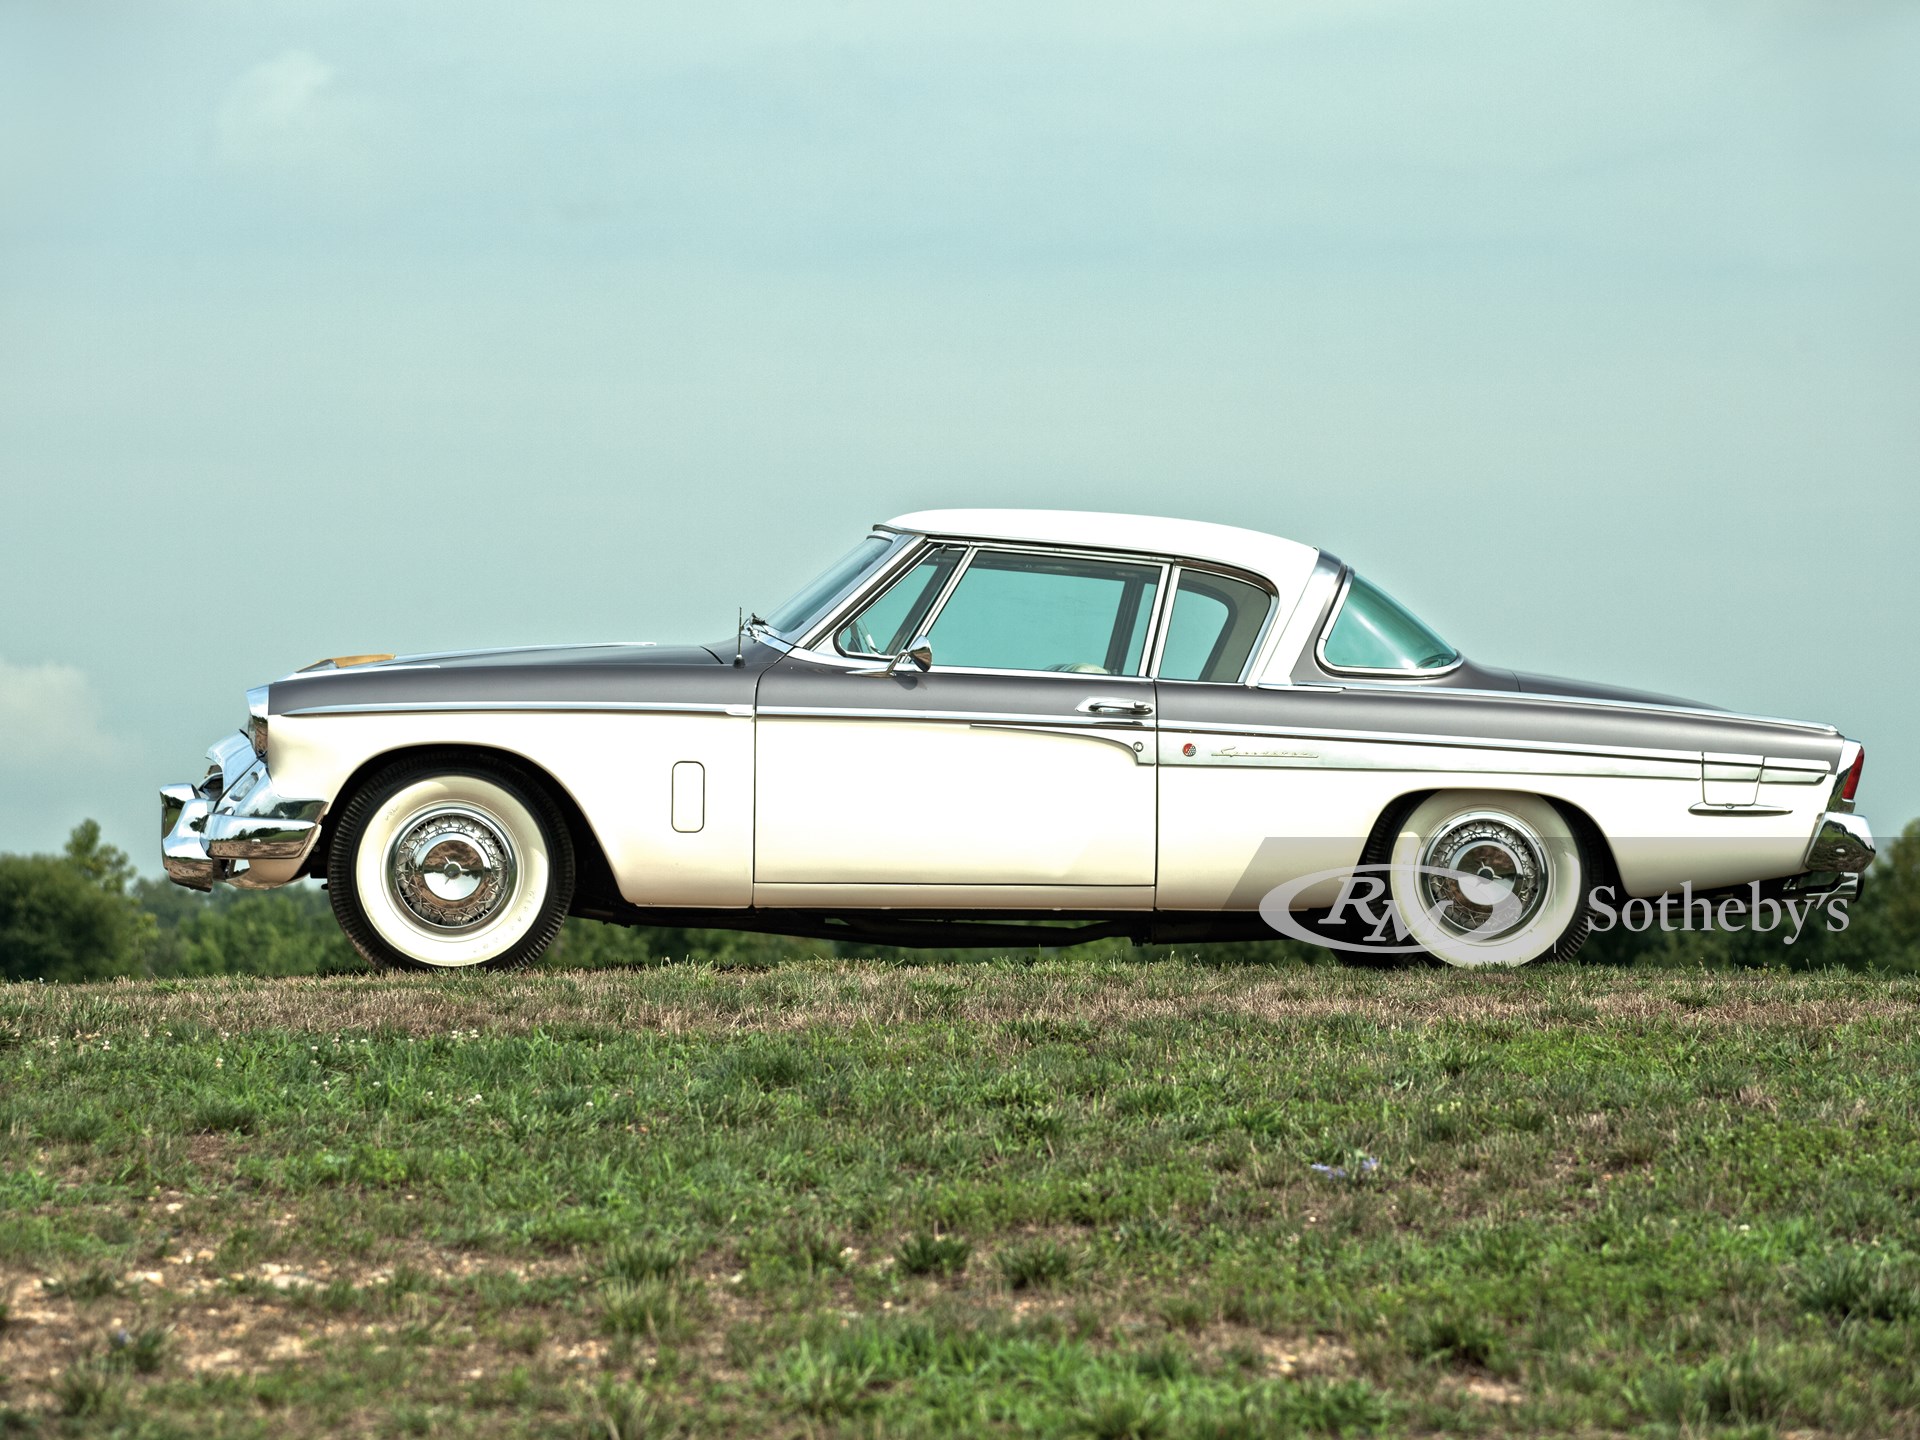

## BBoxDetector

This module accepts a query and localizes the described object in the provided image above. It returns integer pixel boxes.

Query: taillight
[1842,746,1865,803]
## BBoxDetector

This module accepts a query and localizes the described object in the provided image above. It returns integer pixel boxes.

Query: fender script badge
[1211,745,1319,760]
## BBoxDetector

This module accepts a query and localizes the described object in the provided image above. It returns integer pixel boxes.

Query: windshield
[1320,572,1459,673]
[763,533,903,637]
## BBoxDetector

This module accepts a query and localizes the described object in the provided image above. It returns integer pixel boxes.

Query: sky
[1,1,1916,865]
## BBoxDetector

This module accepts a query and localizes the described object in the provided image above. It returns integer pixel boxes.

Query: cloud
[214,49,374,179]
[0,658,117,770]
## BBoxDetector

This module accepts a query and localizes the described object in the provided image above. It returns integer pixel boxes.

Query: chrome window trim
[1141,564,1181,678]
[828,543,975,661]
[764,529,916,643]
[802,538,1174,680]
[794,536,942,652]
[1147,562,1278,686]
[1313,567,1464,679]
[799,532,1288,684]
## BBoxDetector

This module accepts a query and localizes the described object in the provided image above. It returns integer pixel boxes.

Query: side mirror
[897,635,933,673]
[854,635,933,677]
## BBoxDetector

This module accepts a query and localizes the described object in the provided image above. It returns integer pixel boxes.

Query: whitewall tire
[327,754,575,972]
[1387,790,1592,968]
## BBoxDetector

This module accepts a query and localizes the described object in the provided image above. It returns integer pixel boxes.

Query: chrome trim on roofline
[798,533,1282,685]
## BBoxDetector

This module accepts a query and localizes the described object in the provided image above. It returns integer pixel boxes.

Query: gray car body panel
[268,629,1839,771]
[1156,682,1840,766]
[269,640,765,715]
[757,654,1154,724]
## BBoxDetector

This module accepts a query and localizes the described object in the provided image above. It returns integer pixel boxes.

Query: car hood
[267,639,755,716]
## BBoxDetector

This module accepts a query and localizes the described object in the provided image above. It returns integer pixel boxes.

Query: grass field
[3,957,1919,1438]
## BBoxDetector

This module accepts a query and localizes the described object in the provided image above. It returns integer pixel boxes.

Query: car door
[1146,567,1312,911]
[754,546,1163,906]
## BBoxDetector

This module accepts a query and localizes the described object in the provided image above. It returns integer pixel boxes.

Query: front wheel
[1387,791,1594,968]
[327,754,575,972]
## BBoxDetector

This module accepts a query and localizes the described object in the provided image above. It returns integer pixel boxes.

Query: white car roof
[884,508,1324,599]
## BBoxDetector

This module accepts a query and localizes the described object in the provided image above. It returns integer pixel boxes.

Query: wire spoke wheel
[1388,791,1592,967]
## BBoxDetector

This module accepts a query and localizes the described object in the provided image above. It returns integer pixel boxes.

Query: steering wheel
[850,616,882,656]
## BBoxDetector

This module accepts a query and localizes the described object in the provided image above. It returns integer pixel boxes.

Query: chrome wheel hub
[1417,813,1547,941]
[387,807,517,931]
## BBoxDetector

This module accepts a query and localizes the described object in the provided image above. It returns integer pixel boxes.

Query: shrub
[998,1238,1077,1291]
[0,845,143,982]
[895,1233,970,1277]
[601,1277,698,1342]
[608,1233,688,1283]
[1795,1248,1919,1322]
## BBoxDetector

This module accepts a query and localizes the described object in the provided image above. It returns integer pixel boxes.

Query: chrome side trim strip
[281,700,756,718]
[1167,717,1703,764]
[1166,734,1695,780]
[1275,680,1840,736]
[760,705,1151,730]
[969,722,1155,762]
[1688,803,1795,817]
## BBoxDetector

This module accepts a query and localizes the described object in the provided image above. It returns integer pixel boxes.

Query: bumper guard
[1803,811,1876,876]
[161,730,325,891]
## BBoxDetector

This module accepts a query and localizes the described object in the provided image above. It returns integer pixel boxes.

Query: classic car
[160,509,1874,970]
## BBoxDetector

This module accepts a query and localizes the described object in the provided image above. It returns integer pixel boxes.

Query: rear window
[1320,573,1458,673]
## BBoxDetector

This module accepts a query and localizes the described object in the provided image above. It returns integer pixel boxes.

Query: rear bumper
[161,731,325,891]
[1803,811,1876,875]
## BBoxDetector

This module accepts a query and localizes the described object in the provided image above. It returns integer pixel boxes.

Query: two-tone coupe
[161,510,1874,969]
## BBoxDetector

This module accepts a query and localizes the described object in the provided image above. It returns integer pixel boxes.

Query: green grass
[2,957,1920,1435]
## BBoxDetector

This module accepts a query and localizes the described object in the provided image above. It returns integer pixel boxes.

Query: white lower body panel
[268,711,754,908]
[755,718,1155,888]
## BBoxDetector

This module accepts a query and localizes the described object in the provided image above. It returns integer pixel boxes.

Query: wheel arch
[1359,784,1623,895]
[306,742,622,910]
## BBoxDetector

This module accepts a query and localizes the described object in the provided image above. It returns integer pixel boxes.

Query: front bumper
[161,729,326,891]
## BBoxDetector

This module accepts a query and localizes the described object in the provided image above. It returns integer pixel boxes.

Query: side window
[1157,571,1271,682]
[923,551,1162,675]
[836,548,964,657]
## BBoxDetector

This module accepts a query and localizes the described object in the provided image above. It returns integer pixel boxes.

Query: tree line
[2,818,1917,982]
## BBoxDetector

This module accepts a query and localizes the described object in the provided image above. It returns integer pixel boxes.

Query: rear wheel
[327,754,574,972]
[1386,791,1593,967]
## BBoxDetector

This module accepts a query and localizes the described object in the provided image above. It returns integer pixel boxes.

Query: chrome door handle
[1078,696,1154,716]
